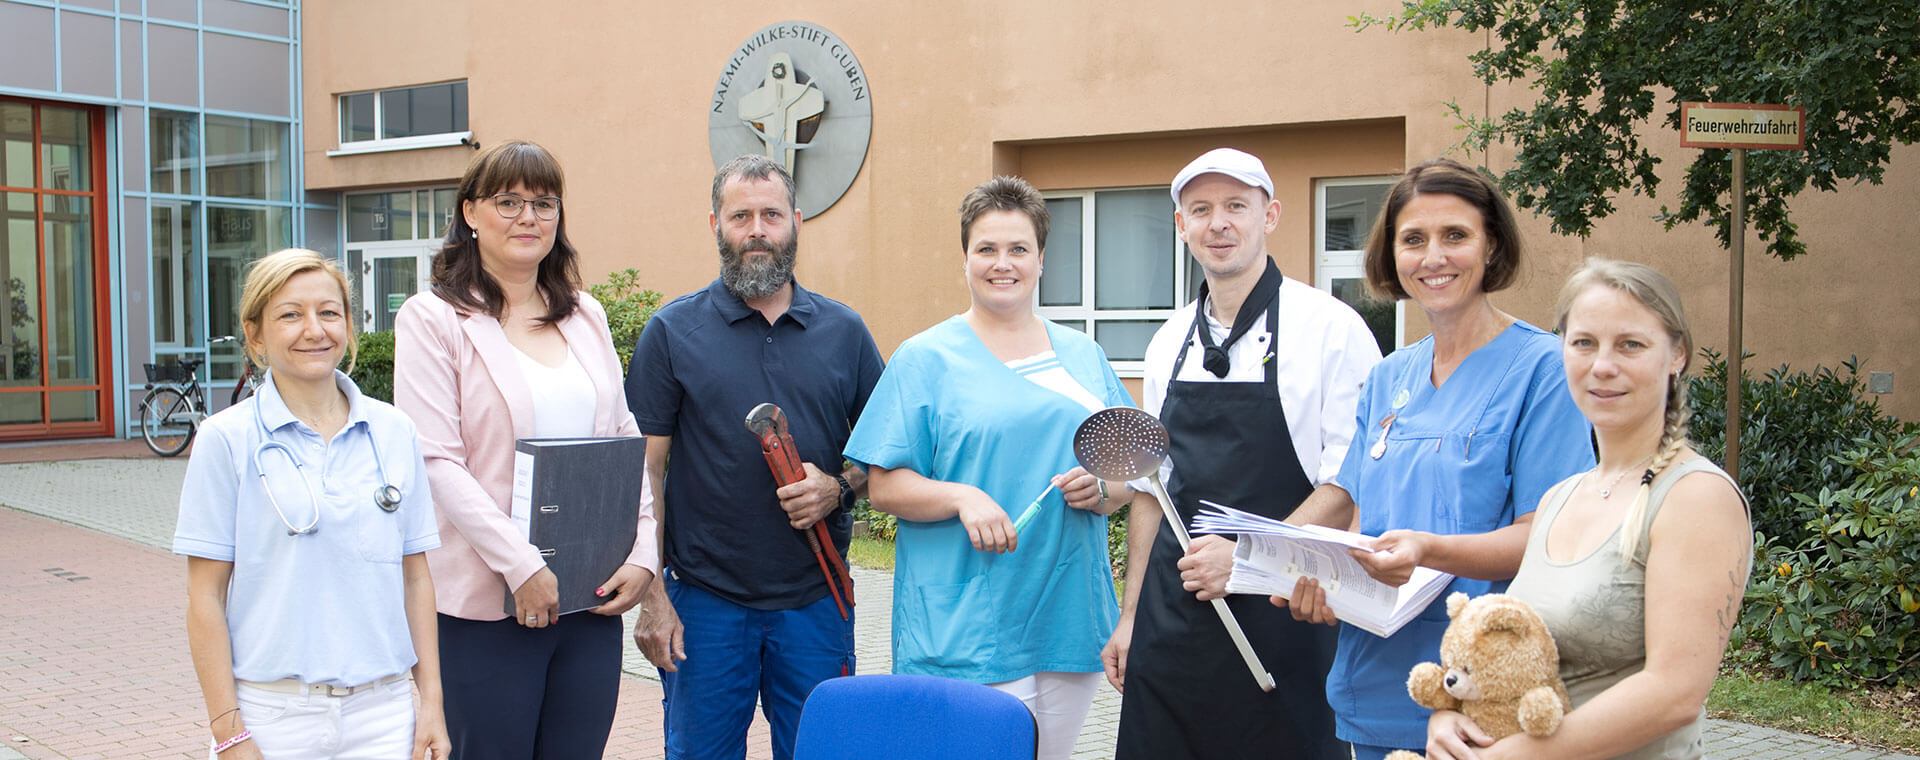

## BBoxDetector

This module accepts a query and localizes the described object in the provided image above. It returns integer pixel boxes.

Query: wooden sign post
[1680,102,1807,483]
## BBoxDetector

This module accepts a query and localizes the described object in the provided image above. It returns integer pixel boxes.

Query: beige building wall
[302,0,1920,419]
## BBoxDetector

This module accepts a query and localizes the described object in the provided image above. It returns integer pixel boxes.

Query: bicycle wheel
[140,387,197,457]
[230,362,258,405]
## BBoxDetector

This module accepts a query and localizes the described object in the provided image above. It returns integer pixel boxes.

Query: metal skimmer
[1073,406,1170,484]
[1073,406,1276,692]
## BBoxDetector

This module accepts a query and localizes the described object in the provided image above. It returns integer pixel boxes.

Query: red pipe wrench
[745,402,854,620]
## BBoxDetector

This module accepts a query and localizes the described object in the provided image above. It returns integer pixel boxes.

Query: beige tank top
[1507,455,1745,760]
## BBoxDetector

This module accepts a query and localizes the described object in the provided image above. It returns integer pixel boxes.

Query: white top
[1141,275,1383,487]
[1007,350,1109,413]
[173,370,440,687]
[515,346,597,439]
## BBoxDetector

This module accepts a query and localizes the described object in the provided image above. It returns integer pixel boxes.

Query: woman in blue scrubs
[845,177,1137,760]
[1283,158,1595,759]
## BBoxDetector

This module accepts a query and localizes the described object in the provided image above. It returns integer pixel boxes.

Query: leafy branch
[1352,0,1920,261]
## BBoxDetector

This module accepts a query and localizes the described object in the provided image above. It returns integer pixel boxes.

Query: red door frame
[0,96,114,442]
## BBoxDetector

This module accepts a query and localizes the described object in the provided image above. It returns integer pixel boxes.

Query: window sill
[327,132,473,157]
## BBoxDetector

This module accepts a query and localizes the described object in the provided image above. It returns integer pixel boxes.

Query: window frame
[329,81,471,156]
[1035,185,1193,377]
[1313,175,1404,351]
[341,185,457,333]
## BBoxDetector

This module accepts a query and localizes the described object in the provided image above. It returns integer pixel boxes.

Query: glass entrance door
[349,242,433,333]
[0,98,110,440]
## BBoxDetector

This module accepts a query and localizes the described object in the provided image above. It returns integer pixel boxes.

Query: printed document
[1191,501,1453,637]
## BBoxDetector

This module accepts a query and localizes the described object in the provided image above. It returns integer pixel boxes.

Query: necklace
[1595,456,1653,499]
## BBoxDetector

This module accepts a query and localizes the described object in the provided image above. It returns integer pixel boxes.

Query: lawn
[847,535,893,571]
[1708,667,1920,752]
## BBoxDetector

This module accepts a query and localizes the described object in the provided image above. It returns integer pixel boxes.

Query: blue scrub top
[844,317,1127,684]
[1328,321,1594,748]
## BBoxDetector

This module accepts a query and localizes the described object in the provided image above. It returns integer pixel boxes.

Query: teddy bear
[1383,592,1571,760]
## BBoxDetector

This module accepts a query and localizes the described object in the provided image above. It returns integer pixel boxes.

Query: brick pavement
[1,454,1915,759]
[0,439,150,466]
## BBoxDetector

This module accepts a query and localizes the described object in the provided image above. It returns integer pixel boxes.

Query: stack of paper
[1191,501,1453,638]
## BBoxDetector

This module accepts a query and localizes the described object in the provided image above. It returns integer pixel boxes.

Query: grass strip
[1708,669,1920,752]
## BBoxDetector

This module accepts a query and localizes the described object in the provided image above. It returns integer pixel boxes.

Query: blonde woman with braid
[1423,258,1751,760]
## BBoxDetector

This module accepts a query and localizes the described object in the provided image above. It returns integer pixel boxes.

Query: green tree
[1353,0,1920,261]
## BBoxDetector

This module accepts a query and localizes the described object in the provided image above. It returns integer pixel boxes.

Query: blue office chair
[792,674,1038,760]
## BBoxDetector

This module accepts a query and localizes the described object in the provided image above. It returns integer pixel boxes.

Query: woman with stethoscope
[176,248,450,759]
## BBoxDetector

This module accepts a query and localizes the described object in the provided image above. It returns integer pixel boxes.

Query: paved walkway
[0,452,1912,759]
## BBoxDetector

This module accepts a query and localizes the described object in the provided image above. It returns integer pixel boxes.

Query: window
[1035,187,1199,371]
[1314,177,1400,355]
[205,204,292,368]
[343,187,455,333]
[334,81,470,155]
[150,110,198,195]
[149,201,200,349]
[204,116,290,201]
[1,99,111,436]
[345,187,457,243]
[145,113,296,386]
[1039,179,1404,373]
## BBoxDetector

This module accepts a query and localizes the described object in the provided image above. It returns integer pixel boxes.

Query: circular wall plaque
[708,21,872,217]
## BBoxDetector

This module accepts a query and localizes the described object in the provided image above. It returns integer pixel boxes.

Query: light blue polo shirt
[174,370,439,687]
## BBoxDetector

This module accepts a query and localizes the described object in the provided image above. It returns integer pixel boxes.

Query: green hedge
[1686,351,1915,552]
[852,497,896,542]
[589,268,664,369]
[1736,432,1920,687]
[351,330,395,404]
[1688,351,1918,688]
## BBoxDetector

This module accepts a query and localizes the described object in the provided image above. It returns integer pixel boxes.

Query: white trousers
[987,671,1102,760]
[214,676,415,760]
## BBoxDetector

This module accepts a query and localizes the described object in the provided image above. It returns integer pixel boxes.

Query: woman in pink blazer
[394,140,656,760]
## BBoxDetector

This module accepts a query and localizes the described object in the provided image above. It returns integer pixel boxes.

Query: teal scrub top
[1328,321,1595,749]
[844,317,1128,684]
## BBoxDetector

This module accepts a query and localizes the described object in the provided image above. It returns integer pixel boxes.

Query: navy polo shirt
[625,278,884,610]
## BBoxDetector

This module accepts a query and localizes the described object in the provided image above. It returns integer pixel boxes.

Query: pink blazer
[393,290,658,621]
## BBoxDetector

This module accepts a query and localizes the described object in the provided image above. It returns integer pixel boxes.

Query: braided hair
[1554,257,1695,563]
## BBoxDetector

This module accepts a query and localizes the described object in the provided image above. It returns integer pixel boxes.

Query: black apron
[1115,287,1348,760]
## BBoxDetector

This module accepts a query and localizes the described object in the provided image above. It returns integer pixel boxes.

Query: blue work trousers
[660,571,854,760]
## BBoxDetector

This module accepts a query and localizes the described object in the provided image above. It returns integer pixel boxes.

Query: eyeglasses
[488,194,562,220]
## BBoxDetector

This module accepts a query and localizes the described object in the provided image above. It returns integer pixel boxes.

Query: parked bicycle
[138,336,260,457]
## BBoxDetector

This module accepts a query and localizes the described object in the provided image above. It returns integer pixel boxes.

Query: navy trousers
[439,612,622,760]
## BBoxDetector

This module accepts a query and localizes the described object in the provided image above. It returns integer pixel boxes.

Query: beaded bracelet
[213,729,253,754]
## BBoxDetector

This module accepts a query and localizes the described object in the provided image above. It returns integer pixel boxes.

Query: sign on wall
[708,21,872,217]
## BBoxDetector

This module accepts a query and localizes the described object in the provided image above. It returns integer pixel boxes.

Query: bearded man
[623,154,885,760]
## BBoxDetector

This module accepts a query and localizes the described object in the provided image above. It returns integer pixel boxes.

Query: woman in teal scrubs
[845,177,1135,760]
[1285,158,1595,759]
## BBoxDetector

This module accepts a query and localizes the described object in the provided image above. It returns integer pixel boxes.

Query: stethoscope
[252,384,401,536]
